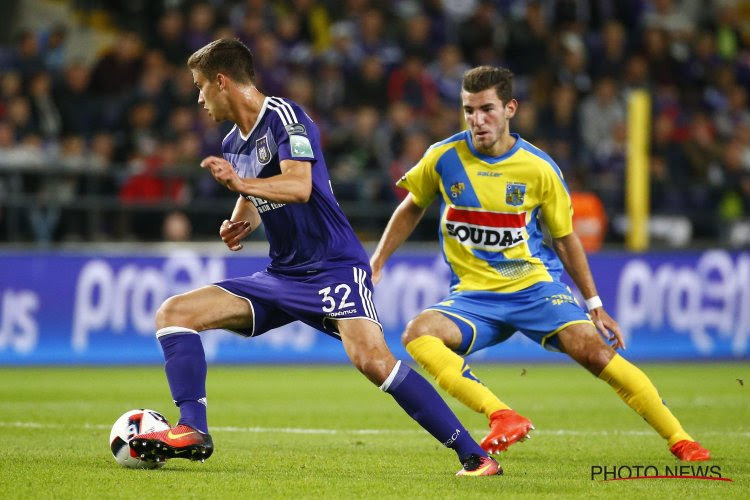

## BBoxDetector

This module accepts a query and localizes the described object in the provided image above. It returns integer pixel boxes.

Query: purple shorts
[213,266,380,339]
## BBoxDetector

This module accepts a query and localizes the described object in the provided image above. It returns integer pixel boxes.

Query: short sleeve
[395,149,442,208]
[268,100,316,163]
[540,167,574,238]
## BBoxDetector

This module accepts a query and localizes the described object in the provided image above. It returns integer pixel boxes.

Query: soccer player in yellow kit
[370,66,710,461]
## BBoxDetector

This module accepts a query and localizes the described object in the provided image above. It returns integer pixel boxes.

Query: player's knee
[591,347,616,375]
[351,353,392,385]
[401,318,431,347]
[344,339,395,385]
[560,326,615,375]
[574,345,615,376]
[156,295,196,331]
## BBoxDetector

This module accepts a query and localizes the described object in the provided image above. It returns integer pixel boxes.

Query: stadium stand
[1,0,749,246]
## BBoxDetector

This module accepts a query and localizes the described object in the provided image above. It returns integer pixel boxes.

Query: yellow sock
[406,335,510,418]
[599,354,692,447]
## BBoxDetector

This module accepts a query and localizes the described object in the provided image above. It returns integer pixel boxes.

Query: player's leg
[402,310,532,453]
[403,311,511,417]
[155,285,253,431]
[556,323,710,460]
[335,318,500,476]
[130,285,255,462]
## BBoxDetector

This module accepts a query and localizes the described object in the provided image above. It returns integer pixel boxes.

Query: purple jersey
[221,96,369,275]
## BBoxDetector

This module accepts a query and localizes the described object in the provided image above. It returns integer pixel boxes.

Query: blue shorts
[214,266,381,339]
[426,281,593,355]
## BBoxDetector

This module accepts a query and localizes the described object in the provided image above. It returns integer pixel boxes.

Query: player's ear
[216,73,227,91]
[505,99,518,119]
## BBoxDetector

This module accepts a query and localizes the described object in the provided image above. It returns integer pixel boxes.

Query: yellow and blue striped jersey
[397,131,573,293]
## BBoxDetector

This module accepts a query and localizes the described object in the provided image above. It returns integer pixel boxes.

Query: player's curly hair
[462,66,513,103]
[187,38,255,84]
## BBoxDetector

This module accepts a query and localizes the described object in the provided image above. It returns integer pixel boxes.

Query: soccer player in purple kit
[129,39,500,476]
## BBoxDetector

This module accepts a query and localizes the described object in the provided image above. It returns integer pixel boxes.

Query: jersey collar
[465,131,522,164]
[238,96,270,141]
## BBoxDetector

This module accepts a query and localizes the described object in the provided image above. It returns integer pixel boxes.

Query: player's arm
[370,194,426,284]
[552,232,626,350]
[220,196,261,251]
[201,156,312,203]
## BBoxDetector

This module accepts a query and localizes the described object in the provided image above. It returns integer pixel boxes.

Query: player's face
[462,88,517,156]
[192,69,228,121]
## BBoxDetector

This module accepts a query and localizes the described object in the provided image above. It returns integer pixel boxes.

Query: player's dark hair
[462,66,513,103]
[187,38,255,84]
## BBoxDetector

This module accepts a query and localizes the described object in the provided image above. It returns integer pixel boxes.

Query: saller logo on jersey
[444,207,526,250]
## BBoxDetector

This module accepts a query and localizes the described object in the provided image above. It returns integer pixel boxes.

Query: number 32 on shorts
[318,285,355,313]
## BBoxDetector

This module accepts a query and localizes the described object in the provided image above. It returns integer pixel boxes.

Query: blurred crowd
[1,0,750,244]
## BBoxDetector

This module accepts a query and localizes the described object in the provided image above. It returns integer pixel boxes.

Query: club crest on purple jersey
[256,136,271,164]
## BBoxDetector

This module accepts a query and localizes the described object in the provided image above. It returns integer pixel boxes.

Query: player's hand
[220,219,252,251]
[370,257,384,284]
[200,155,243,192]
[590,308,626,350]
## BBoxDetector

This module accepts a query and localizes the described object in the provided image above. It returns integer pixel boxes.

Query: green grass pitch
[0,362,747,498]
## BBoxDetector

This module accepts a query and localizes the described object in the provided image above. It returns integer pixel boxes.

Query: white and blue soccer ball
[109,409,170,469]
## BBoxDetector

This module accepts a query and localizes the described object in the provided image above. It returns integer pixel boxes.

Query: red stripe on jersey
[446,207,526,227]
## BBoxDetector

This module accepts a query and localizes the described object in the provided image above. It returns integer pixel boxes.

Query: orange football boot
[480,409,534,454]
[456,454,503,476]
[129,424,214,462]
[670,440,710,461]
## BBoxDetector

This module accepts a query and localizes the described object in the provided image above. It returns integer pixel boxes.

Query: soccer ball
[109,409,170,469]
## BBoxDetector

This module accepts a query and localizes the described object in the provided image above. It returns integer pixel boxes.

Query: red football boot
[455,454,503,476]
[129,424,214,462]
[480,409,534,454]
[670,440,710,461]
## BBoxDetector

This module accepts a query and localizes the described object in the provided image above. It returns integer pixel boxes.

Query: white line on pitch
[1,421,749,438]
